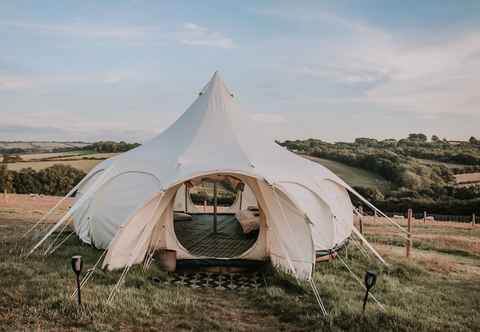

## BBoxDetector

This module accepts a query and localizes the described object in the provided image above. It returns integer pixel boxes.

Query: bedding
[235,210,260,234]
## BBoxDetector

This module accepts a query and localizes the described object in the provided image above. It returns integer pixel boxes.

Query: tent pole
[184,183,188,213]
[239,189,243,211]
[213,181,217,234]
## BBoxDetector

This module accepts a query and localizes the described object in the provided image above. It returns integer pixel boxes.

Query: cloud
[179,22,235,49]
[0,20,149,40]
[258,7,480,116]
[251,112,287,124]
[0,76,35,90]
[0,19,235,50]
[0,70,139,91]
[0,109,183,142]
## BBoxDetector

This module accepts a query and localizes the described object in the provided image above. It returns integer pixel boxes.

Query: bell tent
[29,72,388,282]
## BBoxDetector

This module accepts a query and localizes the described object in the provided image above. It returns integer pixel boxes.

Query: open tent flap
[278,182,336,251]
[103,190,170,270]
[255,180,315,280]
[312,179,354,246]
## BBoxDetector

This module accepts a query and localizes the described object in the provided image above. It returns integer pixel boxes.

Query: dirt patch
[0,194,72,224]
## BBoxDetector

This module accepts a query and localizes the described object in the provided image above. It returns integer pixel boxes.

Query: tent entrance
[173,175,261,259]
[174,214,259,258]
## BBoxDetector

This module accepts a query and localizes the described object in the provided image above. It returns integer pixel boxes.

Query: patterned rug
[174,215,259,258]
[152,272,266,290]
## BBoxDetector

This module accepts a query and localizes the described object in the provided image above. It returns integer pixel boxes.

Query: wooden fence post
[423,211,427,224]
[373,210,377,223]
[406,208,413,258]
[472,214,476,228]
[359,206,364,235]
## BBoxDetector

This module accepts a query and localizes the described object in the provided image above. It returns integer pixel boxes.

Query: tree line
[0,141,141,155]
[0,164,85,196]
[280,134,480,215]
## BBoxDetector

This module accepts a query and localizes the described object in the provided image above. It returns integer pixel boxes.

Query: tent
[29,72,388,282]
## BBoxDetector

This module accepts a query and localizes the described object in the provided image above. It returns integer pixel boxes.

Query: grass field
[0,142,90,151]
[302,155,391,190]
[1,196,479,331]
[414,158,472,169]
[5,159,103,172]
[3,152,118,172]
[15,152,82,161]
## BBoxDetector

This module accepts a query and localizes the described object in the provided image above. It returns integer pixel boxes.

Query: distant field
[455,172,480,186]
[48,152,117,161]
[3,151,118,172]
[414,158,471,169]
[6,159,103,172]
[0,141,90,151]
[301,155,391,189]
[19,150,97,160]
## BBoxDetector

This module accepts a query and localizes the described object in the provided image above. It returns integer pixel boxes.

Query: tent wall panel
[256,180,314,280]
[83,172,162,248]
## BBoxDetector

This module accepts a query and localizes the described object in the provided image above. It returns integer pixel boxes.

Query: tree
[354,138,378,145]
[431,135,440,142]
[0,155,14,193]
[13,168,40,194]
[36,165,86,196]
[469,136,479,145]
[408,133,427,142]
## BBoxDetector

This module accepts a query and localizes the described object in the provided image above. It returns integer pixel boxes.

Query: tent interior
[172,174,262,262]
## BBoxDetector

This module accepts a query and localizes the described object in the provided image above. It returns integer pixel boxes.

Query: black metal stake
[76,272,81,306]
[363,271,377,314]
[71,255,83,306]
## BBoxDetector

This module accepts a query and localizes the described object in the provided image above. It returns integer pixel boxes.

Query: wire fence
[356,211,472,223]
[356,207,476,224]
[382,211,475,224]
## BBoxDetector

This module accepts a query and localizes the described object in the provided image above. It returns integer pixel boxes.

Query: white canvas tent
[29,72,387,281]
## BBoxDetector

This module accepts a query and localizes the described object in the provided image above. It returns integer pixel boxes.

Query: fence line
[359,210,475,224]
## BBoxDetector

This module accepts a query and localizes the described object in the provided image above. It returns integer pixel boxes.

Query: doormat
[152,272,267,290]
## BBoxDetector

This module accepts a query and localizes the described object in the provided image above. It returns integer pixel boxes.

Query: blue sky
[1,0,479,142]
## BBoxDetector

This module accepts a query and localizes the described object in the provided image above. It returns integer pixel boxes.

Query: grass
[302,155,391,190]
[413,158,472,169]
[359,217,480,259]
[1,210,479,331]
[3,151,118,172]
[0,142,90,151]
[5,159,102,172]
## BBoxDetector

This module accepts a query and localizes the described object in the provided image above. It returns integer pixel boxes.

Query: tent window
[189,179,237,209]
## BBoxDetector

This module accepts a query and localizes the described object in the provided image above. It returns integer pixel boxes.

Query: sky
[1,0,479,143]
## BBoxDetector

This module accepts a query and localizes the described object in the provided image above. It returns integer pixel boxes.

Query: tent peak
[203,71,234,98]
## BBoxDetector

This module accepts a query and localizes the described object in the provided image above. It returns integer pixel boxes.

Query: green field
[3,152,118,172]
[1,214,479,331]
[303,155,391,190]
[414,158,472,169]
[5,159,102,172]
